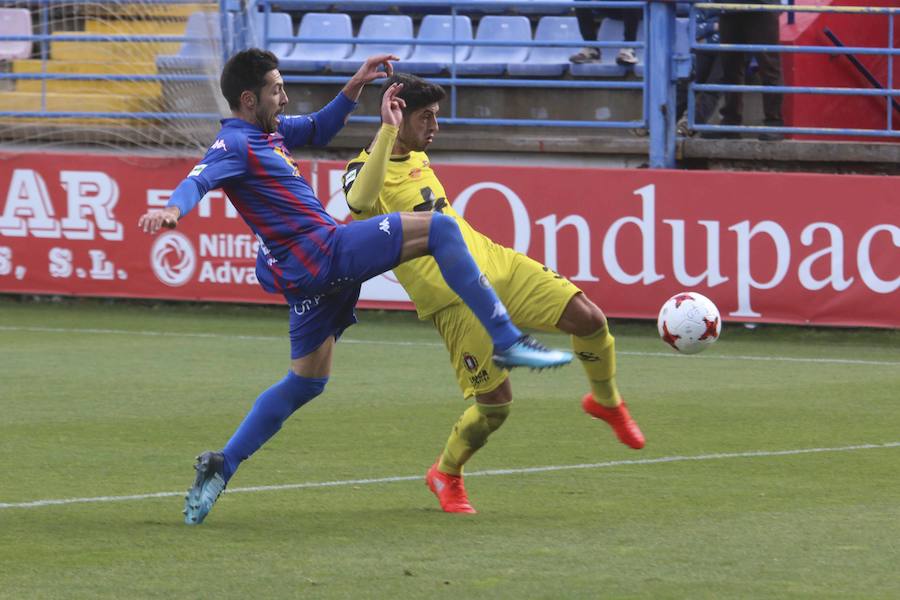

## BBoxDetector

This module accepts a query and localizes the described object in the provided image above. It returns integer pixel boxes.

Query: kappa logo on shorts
[378,217,391,235]
[463,353,479,372]
[490,301,508,320]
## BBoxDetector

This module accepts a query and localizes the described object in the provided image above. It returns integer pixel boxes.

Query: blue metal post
[450,5,458,120]
[648,0,676,168]
[889,14,895,132]
[219,0,230,63]
[263,1,271,51]
[40,5,49,112]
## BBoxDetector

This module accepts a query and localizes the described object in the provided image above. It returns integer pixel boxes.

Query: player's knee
[478,401,511,432]
[284,372,328,410]
[485,405,510,431]
[302,376,328,399]
[567,294,608,338]
[427,212,462,252]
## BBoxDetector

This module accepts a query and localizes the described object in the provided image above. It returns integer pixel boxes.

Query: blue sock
[221,372,328,482]
[427,213,521,350]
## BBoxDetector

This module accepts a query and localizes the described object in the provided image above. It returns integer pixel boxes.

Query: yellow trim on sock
[572,325,621,407]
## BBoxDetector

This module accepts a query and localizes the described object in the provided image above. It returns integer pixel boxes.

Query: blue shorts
[287,213,404,359]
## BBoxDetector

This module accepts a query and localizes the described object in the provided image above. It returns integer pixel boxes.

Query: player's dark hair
[220,48,279,111]
[379,73,446,114]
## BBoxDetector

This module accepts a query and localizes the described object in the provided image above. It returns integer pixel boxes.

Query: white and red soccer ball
[657,292,722,355]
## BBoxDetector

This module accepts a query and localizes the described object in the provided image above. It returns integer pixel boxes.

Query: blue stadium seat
[402,15,473,75]
[569,18,627,78]
[0,8,32,60]
[329,14,414,73]
[254,11,294,60]
[507,16,579,77]
[454,16,531,76]
[279,13,353,73]
[156,12,229,70]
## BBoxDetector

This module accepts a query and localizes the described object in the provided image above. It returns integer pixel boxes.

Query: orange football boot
[426,462,477,514]
[581,394,646,449]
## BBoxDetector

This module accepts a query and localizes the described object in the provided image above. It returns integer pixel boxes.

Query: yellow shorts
[432,248,582,399]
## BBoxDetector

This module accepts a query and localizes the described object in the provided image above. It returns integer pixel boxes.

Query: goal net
[0,0,238,155]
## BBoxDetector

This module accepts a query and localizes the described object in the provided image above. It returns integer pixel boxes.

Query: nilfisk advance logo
[150,231,196,287]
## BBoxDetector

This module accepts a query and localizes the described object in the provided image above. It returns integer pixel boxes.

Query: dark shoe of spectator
[569,47,600,63]
[758,131,785,141]
[616,48,638,66]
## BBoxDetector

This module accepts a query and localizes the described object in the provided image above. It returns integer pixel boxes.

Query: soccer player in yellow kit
[343,73,645,514]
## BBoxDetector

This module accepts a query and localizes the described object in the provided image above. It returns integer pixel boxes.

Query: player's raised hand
[343,54,399,101]
[381,82,406,127]
[356,54,397,82]
[138,206,180,234]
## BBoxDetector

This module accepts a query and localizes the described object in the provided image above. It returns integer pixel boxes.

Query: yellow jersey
[343,149,505,319]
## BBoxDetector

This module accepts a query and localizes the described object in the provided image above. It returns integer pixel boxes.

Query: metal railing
[251,0,649,129]
[687,2,899,141]
[0,0,898,166]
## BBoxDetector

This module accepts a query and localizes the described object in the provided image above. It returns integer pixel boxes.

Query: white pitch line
[2,442,898,510]
[1,325,898,366]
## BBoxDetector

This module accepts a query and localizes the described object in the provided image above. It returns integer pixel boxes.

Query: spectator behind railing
[569,0,641,66]
[713,0,785,140]
[677,7,725,136]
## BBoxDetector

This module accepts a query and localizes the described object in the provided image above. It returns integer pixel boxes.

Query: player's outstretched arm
[137,175,206,234]
[345,83,406,213]
[138,206,181,234]
[341,54,398,102]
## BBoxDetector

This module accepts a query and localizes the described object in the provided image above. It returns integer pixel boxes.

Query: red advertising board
[0,151,897,327]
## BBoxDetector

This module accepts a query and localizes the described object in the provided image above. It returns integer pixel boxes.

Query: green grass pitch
[1,296,899,599]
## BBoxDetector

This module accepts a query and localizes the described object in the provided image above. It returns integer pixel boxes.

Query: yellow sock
[572,324,622,408]
[438,401,511,476]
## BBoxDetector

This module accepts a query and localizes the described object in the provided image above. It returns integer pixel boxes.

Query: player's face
[399,102,439,152]
[255,69,288,134]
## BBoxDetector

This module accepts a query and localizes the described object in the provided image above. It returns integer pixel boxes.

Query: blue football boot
[183,451,226,525]
[492,335,573,370]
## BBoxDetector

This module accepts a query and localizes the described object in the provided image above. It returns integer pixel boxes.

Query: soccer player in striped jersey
[342,73,645,514]
[137,49,572,525]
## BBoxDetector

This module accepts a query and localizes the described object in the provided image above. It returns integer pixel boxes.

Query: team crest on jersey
[408,168,422,180]
[463,353,479,372]
[210,138,227,152]
[272,146,300,178]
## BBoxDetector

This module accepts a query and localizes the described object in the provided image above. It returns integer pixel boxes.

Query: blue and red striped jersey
[166,92,357,298]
